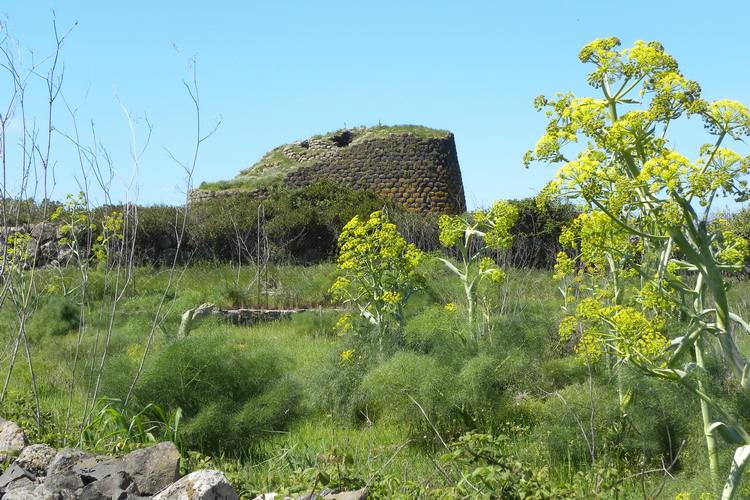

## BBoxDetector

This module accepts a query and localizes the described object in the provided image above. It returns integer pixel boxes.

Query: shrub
[730,206,750,241]
[263,180,398,263]
[360,351,459,435]
[28,295,79,337]
[506,198,578,269]
[451,354,505,426]
[128,205,184,264]
[289,310,340,338]
[131,333,300,454]
[188,180,398,264]
[403,304,466,357]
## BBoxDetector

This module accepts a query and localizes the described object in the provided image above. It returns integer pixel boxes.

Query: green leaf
[317,471,330,486]
[620,388,633,412]
[722,445,750,500]
[708,422,745,445]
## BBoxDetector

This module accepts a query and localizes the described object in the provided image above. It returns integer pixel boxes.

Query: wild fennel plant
[436,201,518,348]
[526,37,750,498]
[330,211,424,346]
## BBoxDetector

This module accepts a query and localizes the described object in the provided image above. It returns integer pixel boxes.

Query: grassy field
[2,259,749,498]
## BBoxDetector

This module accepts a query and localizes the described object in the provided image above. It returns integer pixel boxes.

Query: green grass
[0,261,738,498]
[353,124,450,141]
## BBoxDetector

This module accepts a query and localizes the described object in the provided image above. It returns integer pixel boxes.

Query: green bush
[132,205,184,263]
[403,305,466,357]
[289,310,340,338]
[729,206,750,267]
[730,206,750,240]
[310,337,379,423]
[360,351,459,435]
[451,354,505,425]
[187,180,397,264]
[29,295,79,337]
[131,333,300,454]
[506,198,577,269]
[529,373,697,470]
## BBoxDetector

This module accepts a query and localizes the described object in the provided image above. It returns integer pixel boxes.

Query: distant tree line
[2,180,583,269]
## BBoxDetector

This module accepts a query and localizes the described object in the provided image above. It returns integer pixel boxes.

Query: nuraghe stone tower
[191,125,466,214]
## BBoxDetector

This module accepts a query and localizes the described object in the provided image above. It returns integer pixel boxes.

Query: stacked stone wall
[191,129,467,214]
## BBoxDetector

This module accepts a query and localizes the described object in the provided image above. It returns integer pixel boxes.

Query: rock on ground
[0,417,27,462]
[15,443,57,477]
[254,488,368,500]
[46,448,93,476]
[323,488,369,500]
[0,462,35,492]
[153,469,238,500]
[123,441,181,495]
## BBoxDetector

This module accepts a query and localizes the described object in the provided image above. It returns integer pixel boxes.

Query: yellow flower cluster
[483,201,520,250]
[479,257,505,284]
[710,218,750,267]
[333,313,354,336]
[437,214,465,248]
[6,232,33,264]
[639,151,692,193]
[381,291,402,305]
[340,349,355,362]
[331,211,425,331]
[438,201,519,252]
[557,211,632,276]
[704,99,750,138]
[561,299,669,364]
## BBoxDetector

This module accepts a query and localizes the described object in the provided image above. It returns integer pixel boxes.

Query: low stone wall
[0,418,236,499]
[0,417,369,499]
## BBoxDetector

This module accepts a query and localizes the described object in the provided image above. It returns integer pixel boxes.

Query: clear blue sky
[3,1,750,208]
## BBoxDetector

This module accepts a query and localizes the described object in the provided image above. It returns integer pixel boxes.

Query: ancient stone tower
[191,125,466,214]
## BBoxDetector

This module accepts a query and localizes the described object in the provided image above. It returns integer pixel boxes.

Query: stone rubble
[0,419,235,500]
[0,418,367,500]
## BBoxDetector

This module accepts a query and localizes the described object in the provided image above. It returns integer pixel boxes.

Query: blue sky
[2,1,750,208]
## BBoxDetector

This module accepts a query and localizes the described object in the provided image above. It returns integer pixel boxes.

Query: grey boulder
[16,443,57,477]
[323,488,369,500]
[0,462,35,492]
[77,469,141,500]
[41,470,84,496]
[123,441,181,495]
[0,417,27,462]
[153,469,238,500]
[46,448,93,476]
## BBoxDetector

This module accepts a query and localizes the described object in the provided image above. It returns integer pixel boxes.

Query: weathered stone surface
[0,462,35,491]
[0,417,27,461]
[323,487,369,500]
[122,441,181,495]
[153,469,238,500]
[78,469,141,500]
[191,126,467,215]
[46,447,93,476]
[69,455,124,483]
[16,443,57,477]
[3,483,39,499]
[0,223,68,268]
[31,482,79,499]
[43,470,84,493]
